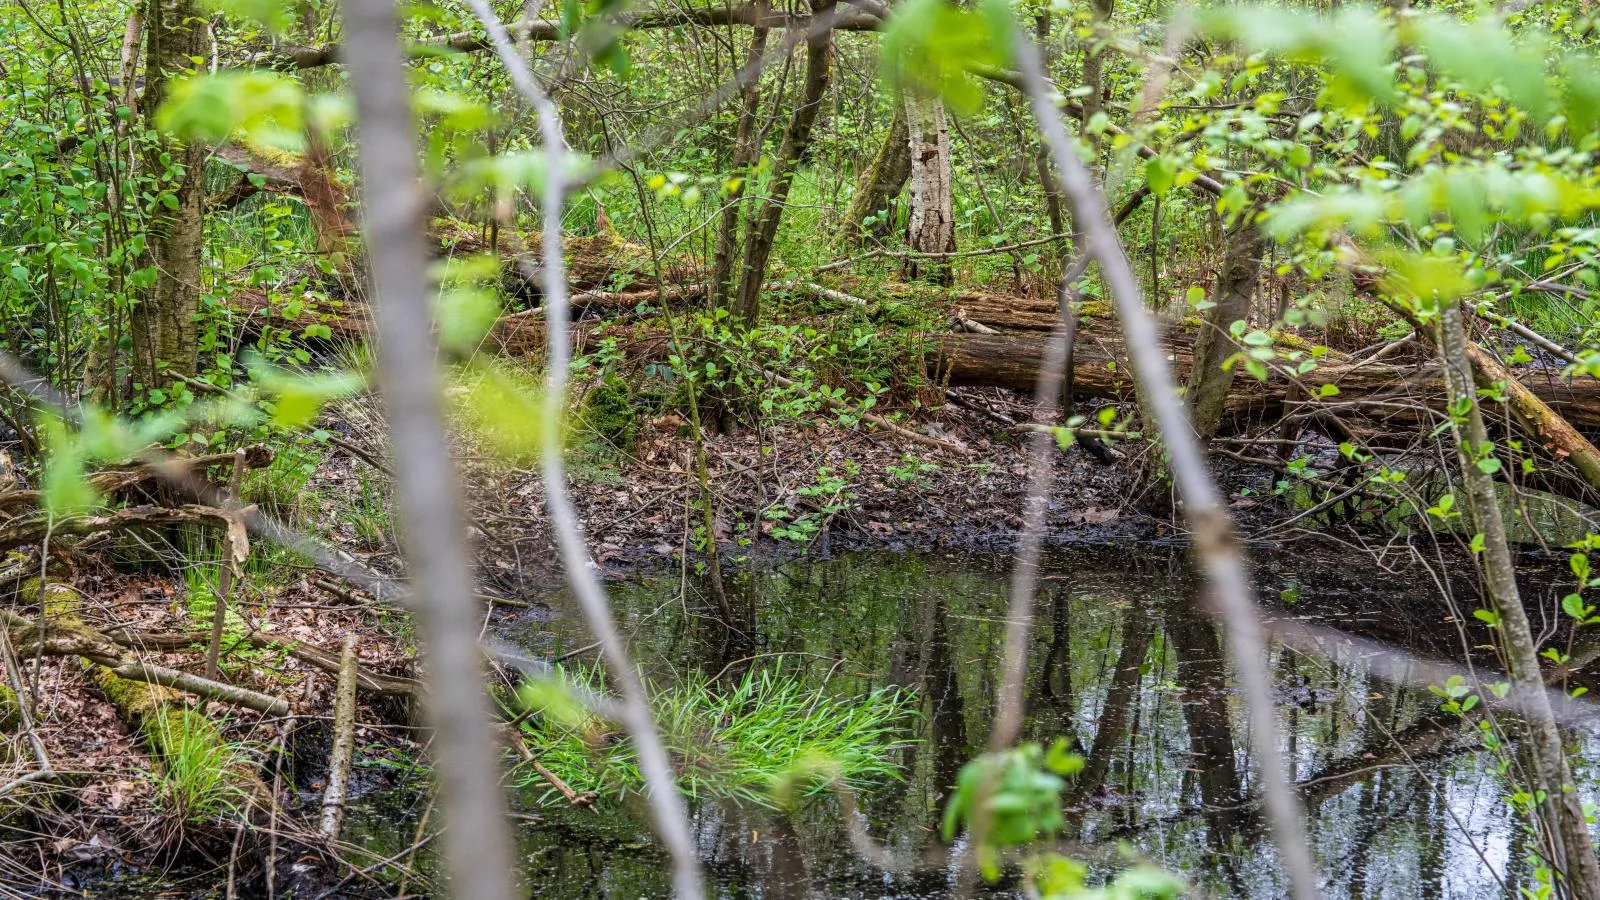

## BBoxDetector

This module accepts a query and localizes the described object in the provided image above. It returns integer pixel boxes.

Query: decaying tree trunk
[1436,301,1600,898]
[1186,223,1266,447]
[711,14,769,309]
[132,0,207,386]
[733,0,834,324]
[837,105,911,249]
[938,330,1600,431]
[904,95,956,285]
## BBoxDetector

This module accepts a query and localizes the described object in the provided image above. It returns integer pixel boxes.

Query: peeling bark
[904,96,956,285]
[133,0,207,386]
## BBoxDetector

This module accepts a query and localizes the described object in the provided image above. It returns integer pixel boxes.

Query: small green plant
[941,739,1183,898]
[345,471,393,550]
[888,453,940,487]
[763,465,857,543]
[243,438,323,522]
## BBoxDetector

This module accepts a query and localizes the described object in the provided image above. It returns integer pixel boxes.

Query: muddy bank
[458,388,1156,588]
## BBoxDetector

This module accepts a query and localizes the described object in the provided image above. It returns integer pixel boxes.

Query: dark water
[344,546,1600,897]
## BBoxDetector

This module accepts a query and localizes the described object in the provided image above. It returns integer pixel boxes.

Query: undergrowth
[513,664,914,809]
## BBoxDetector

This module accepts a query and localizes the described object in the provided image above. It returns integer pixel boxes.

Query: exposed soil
[448,387,1159,593]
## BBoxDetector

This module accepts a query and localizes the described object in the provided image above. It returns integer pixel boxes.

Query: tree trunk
[1078,0,1115,122]
[1074,604,1151,795]
[1186,223,1266,446]
[711,17,769,309]
[133,0,207,388]
[904,95,956,285]
[837,104,911,249]
[1031,12,1069,269]
[732,0,833,325]
[1436,301,1600,898]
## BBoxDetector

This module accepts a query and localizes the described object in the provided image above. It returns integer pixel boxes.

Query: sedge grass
[514,664,914,809]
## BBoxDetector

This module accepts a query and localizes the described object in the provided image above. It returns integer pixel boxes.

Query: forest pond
[344,546,1600,898]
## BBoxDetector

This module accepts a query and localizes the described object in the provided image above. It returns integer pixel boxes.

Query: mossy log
[7,578,274,812]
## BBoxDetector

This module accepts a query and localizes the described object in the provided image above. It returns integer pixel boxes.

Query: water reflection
[347,547,1600,897]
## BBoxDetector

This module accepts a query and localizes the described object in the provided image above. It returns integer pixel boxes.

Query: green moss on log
[0,683,19,732]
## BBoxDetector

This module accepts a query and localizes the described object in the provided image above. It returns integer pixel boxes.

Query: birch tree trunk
[1186,222,1265,447]
[904,95,956,285]
[132,0,206,387]
[1437,299,1600,899]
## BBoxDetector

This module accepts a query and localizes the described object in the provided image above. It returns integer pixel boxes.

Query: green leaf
[878,0,1009,114]
[157,71,307,152]
[40,416,99,518]
[203,0,294,33]
[1145,155,1179,198]
[1318,383,1341,398]
[1563,592,1589,621]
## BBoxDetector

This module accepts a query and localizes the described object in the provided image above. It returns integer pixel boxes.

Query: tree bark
[133,0,207,387]
[837,105,911,249]
[904,95,956,285]
[1436,300,1600,898]
[1186,223,1266,446]
[732,0,833,324]
[711,16,768,309]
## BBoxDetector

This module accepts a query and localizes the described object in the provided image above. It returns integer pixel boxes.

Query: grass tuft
[514,664,914,809]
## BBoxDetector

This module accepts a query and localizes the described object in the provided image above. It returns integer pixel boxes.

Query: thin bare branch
[1009,22,1320,900]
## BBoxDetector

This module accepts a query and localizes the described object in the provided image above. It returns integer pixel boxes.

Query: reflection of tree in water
[524,549,1550,896]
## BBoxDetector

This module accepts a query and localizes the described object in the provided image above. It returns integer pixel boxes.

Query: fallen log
[100,625,421,697]
[939,331,1600,432]
[0,504,240,555]
[0,448,271,520]
[0,606,290,716]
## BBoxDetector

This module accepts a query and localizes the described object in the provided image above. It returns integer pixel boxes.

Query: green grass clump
[145,707,253,822]
[514,665,913,809]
